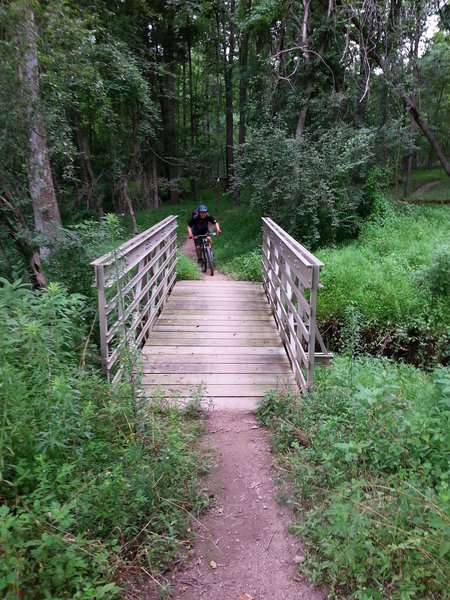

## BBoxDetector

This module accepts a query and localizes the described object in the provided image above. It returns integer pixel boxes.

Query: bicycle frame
[194,233,215,276]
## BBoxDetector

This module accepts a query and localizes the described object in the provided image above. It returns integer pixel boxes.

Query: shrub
[424,247,450,298]
[235,123,376,247]
[0,278,207,597]
[257,357,450,599]
[46,221,117,310]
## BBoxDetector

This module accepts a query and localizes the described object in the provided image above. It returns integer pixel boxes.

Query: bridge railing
[262,217,331,390]
[91,215,177,384]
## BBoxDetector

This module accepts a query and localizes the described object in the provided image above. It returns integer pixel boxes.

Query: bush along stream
[257,356,450,599]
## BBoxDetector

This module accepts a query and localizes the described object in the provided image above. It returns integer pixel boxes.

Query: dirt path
[159,240,326,599]
[167,408,326,600]
[410,179,441,196]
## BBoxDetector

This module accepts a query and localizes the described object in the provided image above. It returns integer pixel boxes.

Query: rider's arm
[215,221,221,235]
[187,225,193,239]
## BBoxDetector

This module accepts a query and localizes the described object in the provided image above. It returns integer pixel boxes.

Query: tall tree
[20,4,62,259]
[223,0,236,192]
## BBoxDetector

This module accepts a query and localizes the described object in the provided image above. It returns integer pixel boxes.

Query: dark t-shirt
[188,212,217,235]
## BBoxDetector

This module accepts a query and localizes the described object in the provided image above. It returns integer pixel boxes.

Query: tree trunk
[188,36,196,198]
[295,80,313,139]
[404,87,416,198]
[163,21,179,204]
[0,179,47,288]
[427,83,445,168]
[120,175,139,235]
[73,111,94,211]
[152,152,161,209]
[215,6,222,212]
[21,6,61,260]
[237,0,251,205]
[294,1,312,140]
[182,58,187,142]
[401,91,450,177]
[404,22,421,197]
[223,0,235,193]
[73,110,104,221]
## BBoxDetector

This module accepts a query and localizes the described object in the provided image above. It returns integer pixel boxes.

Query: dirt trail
[167,408,326,600]
[160,240,325,599]
[409,179,441,197]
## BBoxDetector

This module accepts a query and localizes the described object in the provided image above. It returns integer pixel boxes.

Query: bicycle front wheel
[205,245,214,276]
[201,247,207,272]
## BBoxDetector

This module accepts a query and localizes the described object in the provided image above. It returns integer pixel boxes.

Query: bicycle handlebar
[194,232,217,238]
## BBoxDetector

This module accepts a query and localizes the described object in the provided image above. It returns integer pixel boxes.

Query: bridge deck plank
[142,280,299,402]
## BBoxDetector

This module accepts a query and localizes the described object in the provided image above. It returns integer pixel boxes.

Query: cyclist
[187,204,221,265]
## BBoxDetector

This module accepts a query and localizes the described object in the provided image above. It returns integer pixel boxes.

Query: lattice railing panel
[91,216,177,384]
[262,217,331,390]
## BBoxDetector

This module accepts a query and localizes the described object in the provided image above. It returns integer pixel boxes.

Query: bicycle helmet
[198,204,208,212]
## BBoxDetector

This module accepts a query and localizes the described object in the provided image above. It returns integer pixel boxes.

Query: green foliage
[317,205,450,364]
[0,279,207,597]
[424,247,450,298]
[177,252,201,280]
[257,357,450,598]
[363,166,395,224]
[46,220,116,302]
[235,123,376,247]
[220,249,262,281]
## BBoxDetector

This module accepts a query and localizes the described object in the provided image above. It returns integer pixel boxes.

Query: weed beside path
[257,357,450,599]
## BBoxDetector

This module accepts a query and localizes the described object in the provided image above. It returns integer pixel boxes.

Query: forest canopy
[0,0,449,281]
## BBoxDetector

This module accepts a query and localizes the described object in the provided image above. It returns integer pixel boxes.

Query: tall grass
[316,205,449,364]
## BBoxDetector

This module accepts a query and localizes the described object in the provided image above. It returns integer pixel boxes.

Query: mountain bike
[195,233,215,276]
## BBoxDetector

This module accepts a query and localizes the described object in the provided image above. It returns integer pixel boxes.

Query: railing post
[307,265,319,391]
[95,264,109,380]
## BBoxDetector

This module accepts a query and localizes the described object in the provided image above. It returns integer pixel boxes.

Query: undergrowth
[176,252,201,280]
[317,205,450,365]
[0,278,208,598]
[257,356,450,599]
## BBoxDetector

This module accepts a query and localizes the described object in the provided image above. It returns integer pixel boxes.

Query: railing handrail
[261,217,331,391]
[262,217,324,270]
[91,216,178,384]
[91,215,177,268]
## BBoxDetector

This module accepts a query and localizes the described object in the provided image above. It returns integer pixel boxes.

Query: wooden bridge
[91,216,331,406]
